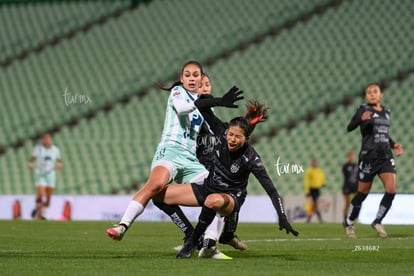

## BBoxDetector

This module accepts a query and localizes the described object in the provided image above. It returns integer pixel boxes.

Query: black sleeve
[194,98,226,135]
[251,156,286,219]
[347,107,363,132]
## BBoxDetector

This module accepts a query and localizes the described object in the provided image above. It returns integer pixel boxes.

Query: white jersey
[157,85,204,154]
[32,144,61,174]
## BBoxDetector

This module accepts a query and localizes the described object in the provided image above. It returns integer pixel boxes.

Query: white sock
[41,207,48,218]
[204,213,225,241]
[120,201,144,228]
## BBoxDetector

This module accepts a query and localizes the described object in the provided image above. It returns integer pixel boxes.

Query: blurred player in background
[151,88,298,259]
[28,132,63,220]
[303,158,326,223]
[341,150,358,220]
[344,83,403,238]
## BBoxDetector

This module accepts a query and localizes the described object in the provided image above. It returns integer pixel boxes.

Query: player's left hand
[394,143,403,156]
[219,86,244,108]
[279,217,299,236]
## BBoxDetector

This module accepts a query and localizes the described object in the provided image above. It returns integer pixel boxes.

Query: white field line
[244,237,412,243]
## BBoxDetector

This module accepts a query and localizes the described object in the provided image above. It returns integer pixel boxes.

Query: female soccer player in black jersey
[152,87,298,259]
[343,83,403,238]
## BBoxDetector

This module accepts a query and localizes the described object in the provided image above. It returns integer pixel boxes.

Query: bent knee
[204,194,226,209]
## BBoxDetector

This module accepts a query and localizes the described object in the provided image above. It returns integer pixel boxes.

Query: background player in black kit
[343,83,403,238]
[341,150,358,220]
[152,87,299,259]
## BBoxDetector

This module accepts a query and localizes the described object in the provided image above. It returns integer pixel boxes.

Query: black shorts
[309,188,320,202]
[342,184,358,195]
[190,183,244,213]
[358,158,396,183]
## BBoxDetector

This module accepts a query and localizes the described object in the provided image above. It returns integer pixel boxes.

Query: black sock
[191,206,216,244]
[373,193,395,224]
[349,192,368,221]
[348,192,368,221]
[219,211,239,244]
[153,202,194,237]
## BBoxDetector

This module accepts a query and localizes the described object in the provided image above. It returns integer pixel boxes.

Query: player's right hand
[278,217,299,236]
[361,111,372,121]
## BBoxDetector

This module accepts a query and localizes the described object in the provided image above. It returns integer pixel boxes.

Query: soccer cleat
[371,223,387,238]
[106,224,127,241]
[343,221,356,239]
[176,241,197,259]
[225,235,247,251]
[198,246,232,260]
[174,234,204,252]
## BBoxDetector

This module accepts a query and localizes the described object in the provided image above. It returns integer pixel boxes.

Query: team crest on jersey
[230,163,240,173]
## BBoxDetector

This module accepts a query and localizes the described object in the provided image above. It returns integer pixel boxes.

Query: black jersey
[197,106,285,217]
[347,104,395,160]
[196,122,220,171]
[342,162,358,193]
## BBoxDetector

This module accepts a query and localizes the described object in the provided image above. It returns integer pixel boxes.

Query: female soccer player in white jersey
[29,132,63,219]
[106,61,224,249]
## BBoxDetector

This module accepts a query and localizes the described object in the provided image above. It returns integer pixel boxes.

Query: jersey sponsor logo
[230,163,240,173]
[155,148,166,160]
[360,162,372,174]
[190,113,203,132]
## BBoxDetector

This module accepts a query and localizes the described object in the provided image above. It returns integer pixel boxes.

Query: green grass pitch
[0,221,412,275]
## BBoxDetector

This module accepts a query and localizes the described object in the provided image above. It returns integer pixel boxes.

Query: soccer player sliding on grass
[152,87,299,259]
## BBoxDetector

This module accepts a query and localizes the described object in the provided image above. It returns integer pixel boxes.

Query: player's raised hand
[218,86,244,108]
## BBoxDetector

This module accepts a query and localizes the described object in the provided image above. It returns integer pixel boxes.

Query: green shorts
[34,171,56,188]
[151,145,208,184]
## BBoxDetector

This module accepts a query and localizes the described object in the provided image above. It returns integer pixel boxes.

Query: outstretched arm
[195,86,243,109]
[252,159,299,236]
[195,86,244,135]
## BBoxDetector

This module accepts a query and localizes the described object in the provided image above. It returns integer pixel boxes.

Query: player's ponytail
[229,99,269,137]
[156,80,182,92]
[243,99,269,135]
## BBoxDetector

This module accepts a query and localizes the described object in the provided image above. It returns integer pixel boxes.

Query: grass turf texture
[0,221,412,276]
